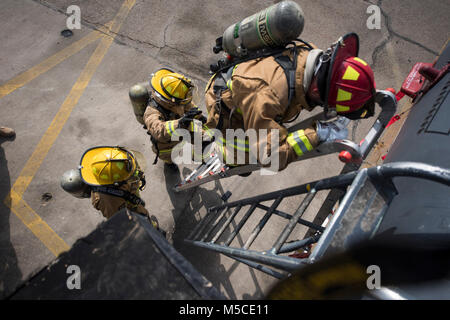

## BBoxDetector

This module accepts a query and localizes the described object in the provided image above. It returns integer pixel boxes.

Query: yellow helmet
[79,146,139,186]
[150,68,194,104]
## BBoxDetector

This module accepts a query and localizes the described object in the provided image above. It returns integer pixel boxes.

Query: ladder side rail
[209,171,358,213]
[188,240,306,272]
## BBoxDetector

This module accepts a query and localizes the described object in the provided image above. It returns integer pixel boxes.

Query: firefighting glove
[189,108,207,124]
[178,109,203,128]
[198,114,207,124]
[316,116,350,143]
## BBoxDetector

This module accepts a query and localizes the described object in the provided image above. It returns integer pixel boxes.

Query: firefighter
[60,146,163,233]
[204,33,376,171]
[129,68,205,171]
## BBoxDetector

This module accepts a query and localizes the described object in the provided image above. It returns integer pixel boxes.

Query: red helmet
[323,33,376,119]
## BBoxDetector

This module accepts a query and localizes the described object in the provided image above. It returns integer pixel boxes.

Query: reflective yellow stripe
[227,79,233,91]
[159,140,186,154]
[172,121,178,136]
[337,89,352,102]
[298,130,313,151]
[205,73,216,93]
[287,134,302,156]
[218,143,227,162]
[226,64,239,92]
[165,120,178,137]
[190,120,201,133]
[287,130,313,157]
[336,104,350,112]
[165,121,173,136]
[232,64,239,73]
[342,65,360,81]
[219,137,249,152]
[353,57,368,66]
[203,125,214,138]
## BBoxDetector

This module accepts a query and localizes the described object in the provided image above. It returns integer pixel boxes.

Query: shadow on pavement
[163,165,265,299]
[0,136,22,299]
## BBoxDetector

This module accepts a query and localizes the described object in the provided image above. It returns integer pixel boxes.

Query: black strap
[215,90,224,131]
[91,186,146,207]
[149,133,159,165]
[211,43,305,130]
[283,111,301,124]
[274,45,298,109]
[213,69,241,130]
[149,99,173,121]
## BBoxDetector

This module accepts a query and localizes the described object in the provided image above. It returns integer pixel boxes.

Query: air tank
[129,84,150,125]
[60,169,91,199]
[222,1,305,57]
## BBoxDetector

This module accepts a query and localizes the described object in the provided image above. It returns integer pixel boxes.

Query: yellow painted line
[0,31,101,99]
[5,190,70,256]
[0,16,125,100]
[11,0,135,198]
[4,0,136,257]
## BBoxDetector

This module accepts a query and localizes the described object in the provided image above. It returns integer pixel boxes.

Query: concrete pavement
[0,0,448,299]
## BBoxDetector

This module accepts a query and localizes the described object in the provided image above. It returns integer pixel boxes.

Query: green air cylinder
[129,84,150,125]
[222,1,305,57]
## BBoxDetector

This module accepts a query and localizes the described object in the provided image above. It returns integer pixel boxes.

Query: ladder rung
[188,208,222,241]
[200,207,229,242]
[271,189,317,255]
[255,203,324,232]
[224,203,257,246]
[243,197,283,250]
[211,205,242,244]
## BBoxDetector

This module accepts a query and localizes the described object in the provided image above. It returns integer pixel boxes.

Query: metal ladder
[174,90,397,192]
[185,162,450,279]
[185,167,358,279]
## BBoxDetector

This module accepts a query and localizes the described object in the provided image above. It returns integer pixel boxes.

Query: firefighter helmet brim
[321,33,377,118]
[79,146,138,186]
[150,68,194,105]
[324,33,360,107]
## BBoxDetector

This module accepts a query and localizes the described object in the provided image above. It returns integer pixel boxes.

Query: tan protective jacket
[91,179,148,220]
[204,44,320,171]
[143,92,196,163]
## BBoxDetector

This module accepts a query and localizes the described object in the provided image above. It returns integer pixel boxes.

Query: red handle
[339,151,353,163]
